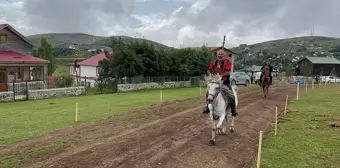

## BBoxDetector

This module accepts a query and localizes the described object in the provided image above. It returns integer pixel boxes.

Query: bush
[54,74,74,88]
[97,78,118,93]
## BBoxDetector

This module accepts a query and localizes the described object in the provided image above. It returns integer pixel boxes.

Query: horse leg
[217,113,226,135]
[262,86,265,98]
[209,120,217,146]
[230,117,235,133]
[209,110,216,145]
[216,113,225,129]
[222,118,227,135]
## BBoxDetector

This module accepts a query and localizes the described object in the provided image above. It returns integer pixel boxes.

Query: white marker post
[305,82,308,94]
[296,83,299,100]
[275,106,278,136]
[160,89,163,102]
[284,95,288,115]
[312,81,314,89]
[75,102,78,122]
[256,131,263,168]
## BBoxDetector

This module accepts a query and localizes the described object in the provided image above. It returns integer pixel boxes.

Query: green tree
[38,37,55,75]
[113,45,145,78]
[330,66,337,76]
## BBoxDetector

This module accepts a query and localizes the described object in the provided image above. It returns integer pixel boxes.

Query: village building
[69,52,107,87]
[297,56,340,76]
[0,24,49,92]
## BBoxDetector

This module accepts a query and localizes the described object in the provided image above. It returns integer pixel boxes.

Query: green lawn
[0,87,208,146]
[258,86,340,168]
[53,63,69,76]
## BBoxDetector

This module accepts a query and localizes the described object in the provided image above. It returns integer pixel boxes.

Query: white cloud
[1,0,340,48]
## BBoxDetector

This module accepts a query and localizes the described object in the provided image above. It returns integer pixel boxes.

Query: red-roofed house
[0,24,49,92]
[69,52,107,87]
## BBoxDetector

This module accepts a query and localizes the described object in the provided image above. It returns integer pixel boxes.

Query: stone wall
[117,81,191,92]
[0,91,14,102]
[28,87,85,100]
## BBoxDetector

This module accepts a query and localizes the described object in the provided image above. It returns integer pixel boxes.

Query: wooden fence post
[12,81,15,102]
[25,80,28,100]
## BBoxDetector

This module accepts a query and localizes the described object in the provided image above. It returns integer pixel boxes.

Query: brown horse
[261,65,270,98]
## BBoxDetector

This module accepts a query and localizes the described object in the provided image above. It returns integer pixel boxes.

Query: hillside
[27,33,340,72]
[230,36,340,70]
[27,33,173,52]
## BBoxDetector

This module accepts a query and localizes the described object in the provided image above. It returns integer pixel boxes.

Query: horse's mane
[205,72,222,83]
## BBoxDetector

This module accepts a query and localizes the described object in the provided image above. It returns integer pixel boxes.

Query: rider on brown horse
[259,61,273,86]
[202,49,238,118]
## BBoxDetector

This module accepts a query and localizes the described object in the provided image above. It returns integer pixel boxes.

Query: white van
[254,72,262,84]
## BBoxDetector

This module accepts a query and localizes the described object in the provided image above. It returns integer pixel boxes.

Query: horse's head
[205,72,223,102]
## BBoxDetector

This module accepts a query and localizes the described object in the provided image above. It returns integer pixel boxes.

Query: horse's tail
[231,85,238,107]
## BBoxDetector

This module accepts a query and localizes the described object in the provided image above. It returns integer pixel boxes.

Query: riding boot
[229,100,238,117]
[259,74,263,86]
[225,83,238,117]
[203,91,210,114]
[203,104,210,114]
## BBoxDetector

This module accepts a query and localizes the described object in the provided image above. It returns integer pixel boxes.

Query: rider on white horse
[202,49,238,117]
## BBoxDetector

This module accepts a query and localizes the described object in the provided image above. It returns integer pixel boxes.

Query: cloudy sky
[0,0,339,48]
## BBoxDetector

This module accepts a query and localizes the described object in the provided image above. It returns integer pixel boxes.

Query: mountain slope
[27,33,173,52]
[27,33,340,71]
[230,36,340,70]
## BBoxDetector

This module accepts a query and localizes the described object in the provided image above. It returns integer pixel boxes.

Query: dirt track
[1,84,299,168]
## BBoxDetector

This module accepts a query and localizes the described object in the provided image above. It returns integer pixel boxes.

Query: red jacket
[208,59,232,80]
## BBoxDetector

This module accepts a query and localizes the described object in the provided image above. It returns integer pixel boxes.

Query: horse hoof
[230,128,235,133]
[209,140,216,146]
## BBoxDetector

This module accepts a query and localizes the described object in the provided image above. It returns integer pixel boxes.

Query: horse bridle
[207,81,221,102]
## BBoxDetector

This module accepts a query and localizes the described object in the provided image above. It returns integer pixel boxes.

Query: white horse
[205,73,238,146]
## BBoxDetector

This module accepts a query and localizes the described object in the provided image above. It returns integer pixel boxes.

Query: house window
[0,35,7,42]
[30,67,42,81]
[96,67,101,76]
[15,67,23,81]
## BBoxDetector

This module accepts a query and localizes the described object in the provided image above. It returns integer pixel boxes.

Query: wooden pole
[75,103,78,121]
[256,131,263,168]
[284,95,288,115]
[275,106,278,136]
[296,83,299,100]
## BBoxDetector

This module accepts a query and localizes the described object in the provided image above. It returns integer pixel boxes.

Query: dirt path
[8,84,296,168]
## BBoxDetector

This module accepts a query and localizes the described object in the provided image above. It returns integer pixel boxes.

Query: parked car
[230,72,251,86]
[254,72,262,84]
[320,76,328,83]
[325,76,340,83]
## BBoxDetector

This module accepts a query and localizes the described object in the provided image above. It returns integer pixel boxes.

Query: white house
[69,52,107,87]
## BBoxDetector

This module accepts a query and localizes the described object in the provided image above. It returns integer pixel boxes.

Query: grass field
[53,62,69,76]
[258,86,340,168]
